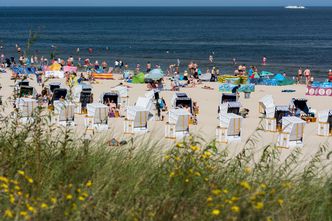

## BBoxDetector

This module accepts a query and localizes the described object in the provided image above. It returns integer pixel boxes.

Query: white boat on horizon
[285,5,306,9]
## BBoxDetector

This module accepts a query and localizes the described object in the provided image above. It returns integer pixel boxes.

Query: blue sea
[0,7,331,79]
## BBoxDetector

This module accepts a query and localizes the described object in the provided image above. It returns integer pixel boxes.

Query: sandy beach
[1,69,331,160]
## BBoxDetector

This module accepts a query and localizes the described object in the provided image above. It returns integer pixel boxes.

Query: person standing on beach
[304,67,311,85]
[328,69,332,82]
[297,67,303,84]
[146,62,151,73]
[209,54,214,63]
[232,58,236,66]
[262,56,267,65]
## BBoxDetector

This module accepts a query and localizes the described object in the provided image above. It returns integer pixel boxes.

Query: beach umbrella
[145,69,164,80]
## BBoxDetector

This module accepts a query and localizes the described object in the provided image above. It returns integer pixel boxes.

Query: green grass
[0,109,331,221]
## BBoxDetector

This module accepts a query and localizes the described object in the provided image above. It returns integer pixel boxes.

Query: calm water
[0,7,331,79]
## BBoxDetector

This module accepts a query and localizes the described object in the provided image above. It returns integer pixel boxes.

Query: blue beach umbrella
[145,69,164,80]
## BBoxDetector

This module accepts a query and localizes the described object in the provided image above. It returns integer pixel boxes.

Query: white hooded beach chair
[111,85,129,107]
[85,103,109,131]
[219,101,241,115]
[53,100,75,126]
[15,98,39,123]
[277,116,305,148]
[317,109,332,136]
[259,95,280,132]
[259,95,275,118]
[135,97,153,111]
[124,106,150,134]
[216,113,243,143]
[165,108,191,139]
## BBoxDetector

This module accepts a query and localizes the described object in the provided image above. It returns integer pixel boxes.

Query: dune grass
[0,110,331,221]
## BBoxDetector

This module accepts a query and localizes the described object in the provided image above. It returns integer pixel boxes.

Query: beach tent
[260,71,274,77]
[132,73,145,84]
[273,74,294,86]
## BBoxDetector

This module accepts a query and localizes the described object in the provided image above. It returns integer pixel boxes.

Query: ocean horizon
[1,7,331,79]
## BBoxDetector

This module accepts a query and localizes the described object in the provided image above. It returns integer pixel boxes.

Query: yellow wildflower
[17,191,22,196]
[259,184,266,189]
[41,203,48,209]
[282,182,292,189]
[66,194,73,200]
[82,192,88,198]
[26,177,33,184]
[175,156,181,161]
[212,189,222,196]
[79,196,85,201]
[18,170,25,176]
[211,209,220,216]
[10,179,18,185]
[254,202,264,210]
[169,172,175,178]
[277,199,284,206]
[86,180,92,187]
[194,172,201,177]
[164,155,171,160]
[190,145,200,152]
[4,209,14,218]
[244,167,252,174]
[231,197,239,202]
[185,179,189,183]
[176,143,184,148]
[1,183,8,189]
[14,185,20,191]
[27,204,36,213]
[0,176,9,183]
[207,196,213,202]
[223,189,229,194]
[51,197,57,204]
[204,151,212,157]
[20,211,28,217]
[10,194,15,204]
[240,181,251,190]
[266,217,273,221]
[231,206,240,213]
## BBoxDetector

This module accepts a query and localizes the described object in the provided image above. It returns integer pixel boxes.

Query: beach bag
[158,99,164,109]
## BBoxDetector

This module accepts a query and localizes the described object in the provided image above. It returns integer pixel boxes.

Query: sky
[1,0,331,7]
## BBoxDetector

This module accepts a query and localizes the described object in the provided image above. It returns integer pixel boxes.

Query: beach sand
[0,70,331,160]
